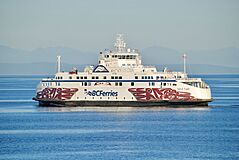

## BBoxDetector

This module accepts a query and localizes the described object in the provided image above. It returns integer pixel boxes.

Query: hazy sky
[0,0,238,51]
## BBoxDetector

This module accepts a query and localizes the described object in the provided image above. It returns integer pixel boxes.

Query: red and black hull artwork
[36,88,78,101]
[128,88,195,101]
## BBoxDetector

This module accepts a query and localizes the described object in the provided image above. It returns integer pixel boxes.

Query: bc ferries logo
[85,90,118,96]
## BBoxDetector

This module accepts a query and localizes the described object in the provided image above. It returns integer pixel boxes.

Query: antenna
[182,53,187,73]
[57,55,61,73]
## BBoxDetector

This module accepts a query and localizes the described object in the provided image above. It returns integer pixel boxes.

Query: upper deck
[98,34,143,71]
[53,34,190,80]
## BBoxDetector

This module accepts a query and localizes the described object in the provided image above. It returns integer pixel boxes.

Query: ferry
[33,34,212,107]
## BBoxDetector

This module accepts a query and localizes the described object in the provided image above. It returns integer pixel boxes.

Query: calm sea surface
[0,74,239,160]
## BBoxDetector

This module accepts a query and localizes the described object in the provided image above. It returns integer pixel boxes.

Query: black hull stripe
[36,100,210,107]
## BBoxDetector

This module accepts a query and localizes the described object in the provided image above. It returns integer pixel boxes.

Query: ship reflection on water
[37,106,211,113]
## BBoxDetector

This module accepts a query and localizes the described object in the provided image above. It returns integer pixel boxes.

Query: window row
[122,64,136,67]
[42,82,52,86]
[69,76,87,80]
[55,76,63,79]
[111,76,122,79]
[68,76,123,80]
[82,82,125,86]
[142,76,154,79]
[42,82,61,86]
[42,82,177,87]
[58,75,182,81]
[105,54,137,59]
[162,83,177,86]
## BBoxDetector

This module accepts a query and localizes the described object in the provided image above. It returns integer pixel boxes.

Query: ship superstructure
[33,34,212,106]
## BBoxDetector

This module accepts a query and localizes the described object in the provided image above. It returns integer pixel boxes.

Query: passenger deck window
[149,82,155,86]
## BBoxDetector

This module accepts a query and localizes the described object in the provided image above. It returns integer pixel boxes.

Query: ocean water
[0,74,238,160]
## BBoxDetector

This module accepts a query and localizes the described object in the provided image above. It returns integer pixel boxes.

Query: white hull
[34,79,212,106]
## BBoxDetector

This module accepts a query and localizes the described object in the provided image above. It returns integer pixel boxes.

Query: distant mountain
[0,63,88,75]
[186,47,239,67]
[0,45,29,63]
[0,45,97,64]
[0,63,238,75]
[154,64,239,74]
[141,46,181,65]
[0,44,238,74]
[141,46,239,67]
[28,47,97,64]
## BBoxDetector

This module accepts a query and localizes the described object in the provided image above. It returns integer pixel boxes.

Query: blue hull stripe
[42,80,177,83]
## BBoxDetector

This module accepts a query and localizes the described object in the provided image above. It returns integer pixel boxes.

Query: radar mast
[114,34,126,52]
